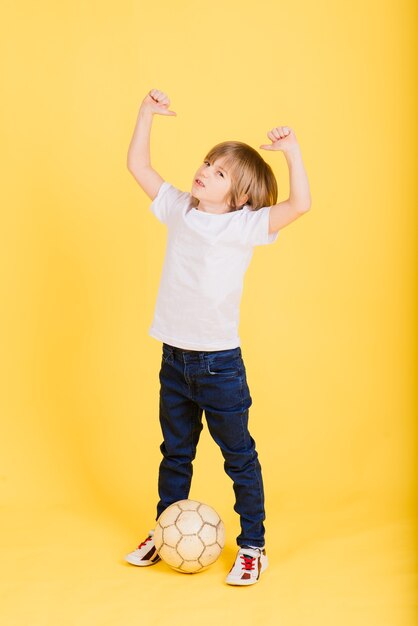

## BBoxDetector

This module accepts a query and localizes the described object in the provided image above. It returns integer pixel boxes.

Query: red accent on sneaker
[241,555,256,571]
[137,536,152,549]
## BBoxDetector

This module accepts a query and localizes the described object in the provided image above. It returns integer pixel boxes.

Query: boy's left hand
[259,126,299,153]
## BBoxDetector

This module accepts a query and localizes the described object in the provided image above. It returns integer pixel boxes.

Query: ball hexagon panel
[176,499,200,511]
[163,524,182,548]
[199,523,217,546]
[175,510,203,535]
[177,535,205,561]
[198,503,220,525]
[158,504,181,527]
[181,560,203,573]
[216,521,226,547]
[153,524,164,551]
[199,543,222,567]
[158,544,183,569]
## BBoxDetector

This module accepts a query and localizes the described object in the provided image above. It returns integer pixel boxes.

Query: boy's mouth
[195,179,205,188]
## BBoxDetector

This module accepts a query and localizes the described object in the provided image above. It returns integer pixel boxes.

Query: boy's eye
[203,161,224,177]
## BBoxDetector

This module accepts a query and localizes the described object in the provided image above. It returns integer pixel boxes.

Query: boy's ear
[226,192,248,209]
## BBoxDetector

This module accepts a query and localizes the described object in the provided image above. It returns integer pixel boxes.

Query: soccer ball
[154,499,225,574]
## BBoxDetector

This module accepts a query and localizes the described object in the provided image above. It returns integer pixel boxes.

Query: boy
[124,88,311,585]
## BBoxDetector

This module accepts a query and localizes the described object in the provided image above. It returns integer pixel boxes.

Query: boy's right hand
[140,89,177,116]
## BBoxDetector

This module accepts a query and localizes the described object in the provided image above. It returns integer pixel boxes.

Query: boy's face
[191,157,233,210]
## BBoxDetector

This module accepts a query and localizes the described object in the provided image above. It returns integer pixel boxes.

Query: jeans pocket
[207,355,242,378]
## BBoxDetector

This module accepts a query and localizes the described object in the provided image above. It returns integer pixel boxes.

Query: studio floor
[1,495,415,626]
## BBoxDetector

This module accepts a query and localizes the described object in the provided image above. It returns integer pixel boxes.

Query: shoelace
[137,536,152,549]
[241,554,256,571]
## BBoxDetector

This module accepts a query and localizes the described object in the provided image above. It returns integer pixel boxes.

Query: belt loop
[164,343,175,356]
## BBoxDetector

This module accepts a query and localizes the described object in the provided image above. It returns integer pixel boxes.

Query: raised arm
[260,127,311,234]
[127,89,177,201]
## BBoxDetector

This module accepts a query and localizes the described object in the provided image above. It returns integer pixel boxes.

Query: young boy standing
[124,89,311,585]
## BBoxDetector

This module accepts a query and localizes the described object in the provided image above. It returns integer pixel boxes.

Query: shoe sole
[125,555,161,567]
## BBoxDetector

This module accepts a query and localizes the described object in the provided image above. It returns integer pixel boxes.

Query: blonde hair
[202,140,278,211]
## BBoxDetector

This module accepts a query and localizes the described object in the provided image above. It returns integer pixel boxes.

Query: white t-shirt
[148,181,279,351]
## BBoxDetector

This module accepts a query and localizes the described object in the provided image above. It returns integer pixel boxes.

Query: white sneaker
[225,547,268,586]
[124,530,161,566]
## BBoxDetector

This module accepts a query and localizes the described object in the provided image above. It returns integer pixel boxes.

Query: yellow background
[1,0,416,624]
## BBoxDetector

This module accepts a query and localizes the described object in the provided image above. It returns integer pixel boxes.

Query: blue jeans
[156,342,266,548]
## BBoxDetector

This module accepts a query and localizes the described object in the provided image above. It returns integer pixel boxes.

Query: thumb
[162,110,177,116]
[259,144,273,150]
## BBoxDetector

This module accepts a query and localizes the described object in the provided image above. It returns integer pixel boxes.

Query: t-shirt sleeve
[241,205,280,247]
[149,181,189,225]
